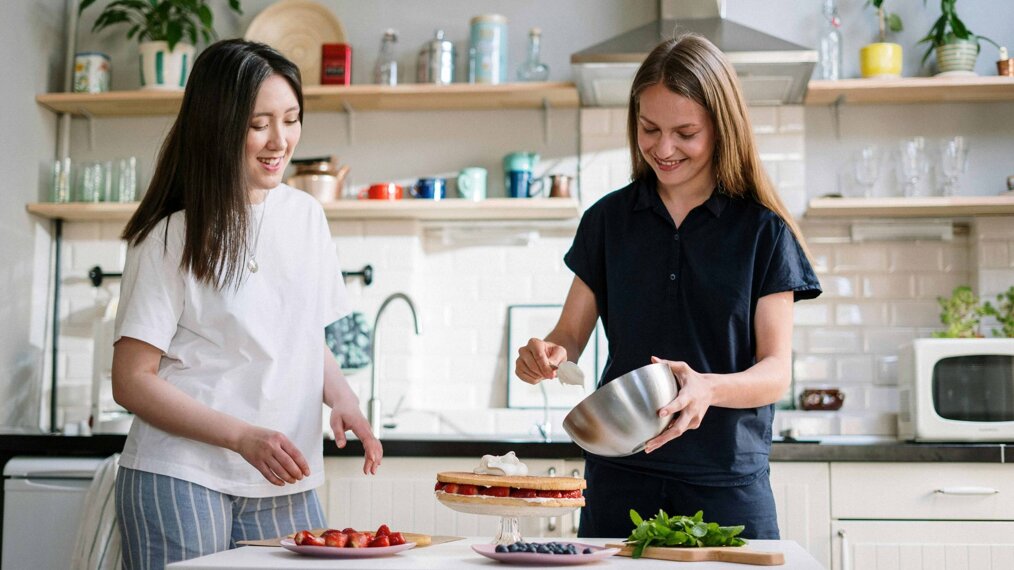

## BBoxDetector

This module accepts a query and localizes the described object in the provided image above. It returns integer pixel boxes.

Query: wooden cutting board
[238,530,459,548]
[606,543,785,566]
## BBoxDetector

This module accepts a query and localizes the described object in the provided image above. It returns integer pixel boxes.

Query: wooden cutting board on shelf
[606,543,785,566]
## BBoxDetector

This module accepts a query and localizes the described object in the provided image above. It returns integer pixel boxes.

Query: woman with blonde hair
[516,34,820,538]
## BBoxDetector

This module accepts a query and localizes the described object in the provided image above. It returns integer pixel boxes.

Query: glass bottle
[516,28,549,82]
[817,0,842,81]
[373,29,399,85]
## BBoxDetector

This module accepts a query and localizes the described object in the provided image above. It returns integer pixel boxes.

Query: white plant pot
[139,41,196,90]
[935,40,979,75]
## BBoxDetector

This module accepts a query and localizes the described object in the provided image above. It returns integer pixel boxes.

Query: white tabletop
[167,538,824,569]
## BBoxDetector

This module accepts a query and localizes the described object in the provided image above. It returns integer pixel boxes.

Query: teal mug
[503,152,539,192]
[457,167,487,200]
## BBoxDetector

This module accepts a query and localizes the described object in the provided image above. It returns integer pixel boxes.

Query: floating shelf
[36,82,580,117]
[805,195,1014,218]
[805,77,1014,106]
[26,198,581,222]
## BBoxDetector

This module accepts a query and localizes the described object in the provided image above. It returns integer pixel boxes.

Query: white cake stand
[435,493,581,545]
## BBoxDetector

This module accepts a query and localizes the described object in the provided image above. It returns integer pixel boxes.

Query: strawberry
[510,488,537,498]
[388,532,406,546]
[341,527,357,535]
[293,530,316,546]
[480,486,510,497]
[434,482,445,491]
[323,532,348,548]
[375,524,391,537]
[347,532,370,548]
[537,490,563,498]
[457,484,479,496]
[442,483,459,494]
[368,535,391,548]
[562,489,583,498]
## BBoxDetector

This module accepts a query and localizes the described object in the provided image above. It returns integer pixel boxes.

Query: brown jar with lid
[287,156,349,203]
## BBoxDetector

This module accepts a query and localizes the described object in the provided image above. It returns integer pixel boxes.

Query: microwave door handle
[934,486,999,495]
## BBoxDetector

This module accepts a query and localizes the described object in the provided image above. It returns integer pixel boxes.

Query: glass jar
[517,28,550,82]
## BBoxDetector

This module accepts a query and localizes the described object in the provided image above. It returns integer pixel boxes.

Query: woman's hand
[330,403,383,475]
[515,338,568,384]
[643,356,714,454]
[235,425,311,486]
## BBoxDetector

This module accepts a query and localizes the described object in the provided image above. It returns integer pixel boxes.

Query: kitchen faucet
[368,292,421,437]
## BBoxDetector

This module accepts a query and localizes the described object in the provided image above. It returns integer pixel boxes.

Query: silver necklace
[247,192,268,273]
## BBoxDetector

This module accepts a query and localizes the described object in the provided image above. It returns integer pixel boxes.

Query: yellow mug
[860,43,903,78]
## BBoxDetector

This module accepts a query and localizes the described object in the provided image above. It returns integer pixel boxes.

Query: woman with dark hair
[515,34,821,539]
[112,39,381,566]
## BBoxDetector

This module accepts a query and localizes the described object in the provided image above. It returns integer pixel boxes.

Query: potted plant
[79,0,243,90]
[932,285,985,338]
[918,0,1000,75]
[860,0,904,78]
[983,286,1014,338]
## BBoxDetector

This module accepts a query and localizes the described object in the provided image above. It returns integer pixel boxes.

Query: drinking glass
[113,157,138,202]
[76,161,105,202]
[852,145,880,198]
[898,137,930,197]
[51,157,72,203]
[939,136,969,197]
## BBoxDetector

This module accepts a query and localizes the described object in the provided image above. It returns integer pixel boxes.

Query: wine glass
[939,136,969,197]
[898,137,930,197]
[852,145,880,198]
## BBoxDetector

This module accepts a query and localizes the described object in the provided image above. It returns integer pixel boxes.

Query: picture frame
[506,304,598,409]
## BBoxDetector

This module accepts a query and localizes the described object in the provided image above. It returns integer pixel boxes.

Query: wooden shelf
[805,195,1014,218]
[35,82,580,116]
[26,198,581,222]
[805,77,1014,105]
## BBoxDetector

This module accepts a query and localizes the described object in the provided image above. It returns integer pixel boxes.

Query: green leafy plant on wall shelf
[79,0,242,89]
[867,0,903,43]
[918,0,1000,74]
[933,285,1014,338]
[860,0,904,78]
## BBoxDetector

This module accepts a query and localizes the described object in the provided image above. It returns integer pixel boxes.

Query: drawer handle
[934,486,999,495]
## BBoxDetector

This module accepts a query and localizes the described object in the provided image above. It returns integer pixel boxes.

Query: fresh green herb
[625,509,746,559]
[932,285,985,338]
[982,286,1014,338]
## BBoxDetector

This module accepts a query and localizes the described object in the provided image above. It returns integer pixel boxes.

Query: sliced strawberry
[434,481,445,491]
[323,532,349,547]
[341,527,357,535]
[375,524,391,537]
[457,484,479,496]
[388,532,406,546]
[561,489,583,498]
[293,530,316,546]
[347,532,370,548]
[510,488,537,498]
[480,486,510,497]
[537,490,563,498]
[442,483,459,494]
[368,535,391,548]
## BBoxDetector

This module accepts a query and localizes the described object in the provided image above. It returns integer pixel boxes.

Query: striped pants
[114,467,326,569]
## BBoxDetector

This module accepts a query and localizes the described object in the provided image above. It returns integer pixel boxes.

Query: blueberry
[506,544,518,552]
[495,545,508,553]
[583,548,593,554]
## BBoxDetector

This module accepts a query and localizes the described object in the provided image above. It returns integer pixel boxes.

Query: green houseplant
[918,0,1000,75]
[860,0,904,77]
[932,286,985,338]
[983,286,1014,338]
[79,0,242,89]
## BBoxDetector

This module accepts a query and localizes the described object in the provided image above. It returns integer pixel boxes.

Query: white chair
[70,454,121,570]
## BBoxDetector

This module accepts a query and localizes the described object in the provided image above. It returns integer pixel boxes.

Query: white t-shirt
[114,185,349,497]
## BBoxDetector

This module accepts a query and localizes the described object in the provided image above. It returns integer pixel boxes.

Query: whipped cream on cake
[474,451,529,476]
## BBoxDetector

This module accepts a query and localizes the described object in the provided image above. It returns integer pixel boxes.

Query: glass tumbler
[114,157,138,202]
[939,136,969,197]
[51,157,72,203]
[76,161,106,202]
[898,137,930,198]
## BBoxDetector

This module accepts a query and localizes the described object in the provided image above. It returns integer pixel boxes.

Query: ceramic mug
[411,177,446,200]
[456,167,487,200]
[506,169,545,198]
[548,174,573,198]
[358,183,403,200]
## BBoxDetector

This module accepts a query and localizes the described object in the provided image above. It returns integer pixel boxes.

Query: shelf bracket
[831,95,844,141]
[542,98,552,144]
[80,108,96,151]
[342,101,355,145]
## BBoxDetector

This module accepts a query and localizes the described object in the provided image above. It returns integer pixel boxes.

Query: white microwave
[898,338,1014,442]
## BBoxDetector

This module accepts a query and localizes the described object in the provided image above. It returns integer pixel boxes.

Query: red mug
[358,183,403,200]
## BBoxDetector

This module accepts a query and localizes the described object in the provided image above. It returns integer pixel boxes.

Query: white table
[167,538,825,569]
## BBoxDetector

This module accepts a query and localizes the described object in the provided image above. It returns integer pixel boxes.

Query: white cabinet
[322,457,566,538]
[770,462,831,569]
[829,463,1014,570]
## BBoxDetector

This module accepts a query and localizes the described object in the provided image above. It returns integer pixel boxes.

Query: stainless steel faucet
[368,293,421,437]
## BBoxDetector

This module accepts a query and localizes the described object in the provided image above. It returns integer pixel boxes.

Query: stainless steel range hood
[571,0,816,106]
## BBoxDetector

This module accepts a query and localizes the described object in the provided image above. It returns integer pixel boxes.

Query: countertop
[165,538,822,569]
[1,433,1011,463]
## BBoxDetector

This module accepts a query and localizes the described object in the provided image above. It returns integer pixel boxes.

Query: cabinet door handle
[571,468,581,535]
[547,467,557,532]
[838,528,849,570]
[934,486,999,495]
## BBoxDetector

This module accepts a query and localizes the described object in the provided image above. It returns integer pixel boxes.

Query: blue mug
[411,177,447,200]
[506,170,545,198]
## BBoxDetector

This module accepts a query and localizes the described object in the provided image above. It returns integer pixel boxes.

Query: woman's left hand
[329,404,383,475]
[643,356,714,454]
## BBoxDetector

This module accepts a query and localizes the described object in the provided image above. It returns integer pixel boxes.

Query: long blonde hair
[626,34,810,260]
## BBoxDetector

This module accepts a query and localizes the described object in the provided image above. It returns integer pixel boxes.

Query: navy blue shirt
[565,178,821,486]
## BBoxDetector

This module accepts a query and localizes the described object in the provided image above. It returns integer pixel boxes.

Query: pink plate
[280,538,416,557]
[471,543,620,565]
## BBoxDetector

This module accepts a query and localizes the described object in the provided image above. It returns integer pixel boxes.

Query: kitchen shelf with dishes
[35,82,580,116]
[805,77,1014,106]
[25,198,581,222]
[805,195,1014,218]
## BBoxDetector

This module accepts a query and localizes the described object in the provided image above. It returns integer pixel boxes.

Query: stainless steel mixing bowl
[562,362,678,457]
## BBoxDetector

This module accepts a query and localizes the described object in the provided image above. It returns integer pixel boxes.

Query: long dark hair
[626,34,810,260]
[122,39,304,288]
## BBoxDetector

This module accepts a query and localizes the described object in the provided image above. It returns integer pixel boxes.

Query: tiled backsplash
[47,106,1014,440]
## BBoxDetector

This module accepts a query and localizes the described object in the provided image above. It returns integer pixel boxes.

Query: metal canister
[468,14,507,84]
[417,30,455,84]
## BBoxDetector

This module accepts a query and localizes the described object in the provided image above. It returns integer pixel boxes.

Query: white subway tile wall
[45,107,1014,439]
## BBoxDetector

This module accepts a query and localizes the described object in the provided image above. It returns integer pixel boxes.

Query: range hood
[571,0,816,106]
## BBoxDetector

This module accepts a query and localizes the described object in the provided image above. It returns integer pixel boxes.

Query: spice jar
[321,44,352,85]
